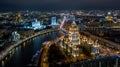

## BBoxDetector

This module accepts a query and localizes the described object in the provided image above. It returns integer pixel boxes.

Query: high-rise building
[51,17,59,25]
[60,20,99,57]
[68,21,81,56]
[60,21,84,57]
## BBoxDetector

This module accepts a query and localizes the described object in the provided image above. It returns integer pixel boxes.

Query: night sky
[0,0,120,12]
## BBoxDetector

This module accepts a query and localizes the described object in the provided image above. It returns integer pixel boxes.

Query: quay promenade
[0,29,58,61]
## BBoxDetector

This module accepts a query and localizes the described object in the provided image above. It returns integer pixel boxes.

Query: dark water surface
[0,31,58,67]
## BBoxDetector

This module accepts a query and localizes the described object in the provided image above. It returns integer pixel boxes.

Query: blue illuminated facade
[32,19,41,27]
[23,19,46,30]
[92,46,99,54]
[51,17,59,25]
[31,19,46,30]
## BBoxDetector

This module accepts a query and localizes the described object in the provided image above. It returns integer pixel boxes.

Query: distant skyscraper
[51,17,59,25]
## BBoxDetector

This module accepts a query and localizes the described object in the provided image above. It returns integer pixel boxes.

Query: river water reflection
[0,31,58,67]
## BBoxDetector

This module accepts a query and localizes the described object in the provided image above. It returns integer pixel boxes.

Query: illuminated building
[60,21,87,57]
[105,12,113,21]
[91,40,99,54]
[31,19,46,30]
[32,19,41,28]
[15,12,22,23]
[88,38,94,45]
[68,21,81,57]
[23,19,46,30]
[11,31,20,42]
[60,20,99,57]
[51,17,59,25]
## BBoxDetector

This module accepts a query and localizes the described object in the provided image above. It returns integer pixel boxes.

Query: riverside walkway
[0,29,58,61]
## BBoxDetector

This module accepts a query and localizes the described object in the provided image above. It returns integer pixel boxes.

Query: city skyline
[0,10,120,67]
[0,1,120,66]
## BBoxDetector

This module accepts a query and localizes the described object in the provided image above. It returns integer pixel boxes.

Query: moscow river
[0,31,59,67]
